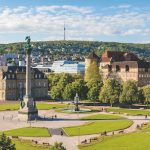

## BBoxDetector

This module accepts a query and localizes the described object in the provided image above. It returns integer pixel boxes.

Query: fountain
[62,93,91,113]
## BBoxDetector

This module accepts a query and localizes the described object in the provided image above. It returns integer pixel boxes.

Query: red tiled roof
[101,51,140,62]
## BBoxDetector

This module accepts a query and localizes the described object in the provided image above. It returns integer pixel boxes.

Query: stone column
[18,36,38,121]
[26,54,31,97]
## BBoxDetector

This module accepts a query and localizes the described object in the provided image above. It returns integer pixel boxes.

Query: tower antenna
[64,21,66,41]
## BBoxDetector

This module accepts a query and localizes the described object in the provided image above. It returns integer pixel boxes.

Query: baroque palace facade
[0,66,48,101]
[85,51,150,87]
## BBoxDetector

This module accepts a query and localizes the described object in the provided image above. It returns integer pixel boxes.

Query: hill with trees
[1,40,150,61]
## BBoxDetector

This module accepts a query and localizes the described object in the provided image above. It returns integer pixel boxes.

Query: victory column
[18,36,38,120]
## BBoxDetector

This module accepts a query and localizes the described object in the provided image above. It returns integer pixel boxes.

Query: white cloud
[0,5,150,42]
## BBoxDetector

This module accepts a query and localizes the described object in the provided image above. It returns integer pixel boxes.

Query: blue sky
[0,0,150,43]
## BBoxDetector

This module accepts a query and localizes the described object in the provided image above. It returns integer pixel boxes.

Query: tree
[87,79,103,102]
[84,61,100,82]
[99,79,122,106]
[120,80,139,105]
[71,79,87,100]
[50,85,62,100]
[62,83,74,100]
[0,133,16,150]
[51,142,66,150]
[143,85,150,105]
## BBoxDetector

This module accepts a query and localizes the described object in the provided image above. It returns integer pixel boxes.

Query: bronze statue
[25,36,32,55]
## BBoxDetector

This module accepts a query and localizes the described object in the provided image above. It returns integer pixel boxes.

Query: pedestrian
[55,115,57,118]
[145,115,148,119]
[61,131,63,136]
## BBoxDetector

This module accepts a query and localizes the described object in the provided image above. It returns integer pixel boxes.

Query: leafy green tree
[120,80,139,105]
[138,88,145,104]
[51,142,66,150]
[50,85,62,100]
[99,79,122,106]
[71,79,87,100]
[0,133,16,150]
[143,85,150,105]
[84,61,100,82]
[62,83,74,100]
[87,79,103,102]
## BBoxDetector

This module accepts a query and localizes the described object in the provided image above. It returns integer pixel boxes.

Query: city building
[0,66,48,101]
[85,51,150,87]
[51,60,85,74]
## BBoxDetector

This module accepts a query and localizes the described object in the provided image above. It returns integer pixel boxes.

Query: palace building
[85,51,150,87]
[0,66,48,101]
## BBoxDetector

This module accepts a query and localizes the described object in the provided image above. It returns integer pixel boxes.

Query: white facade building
[51,60,85,74]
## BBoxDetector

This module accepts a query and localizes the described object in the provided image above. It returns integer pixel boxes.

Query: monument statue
[74,93,80,111]
[18,36,38,120]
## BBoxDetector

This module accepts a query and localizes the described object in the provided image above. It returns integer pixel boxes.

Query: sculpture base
[18,96,38,121]
[18,109,38,121]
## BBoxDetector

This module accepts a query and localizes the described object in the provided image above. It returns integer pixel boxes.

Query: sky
[0,0,150,43]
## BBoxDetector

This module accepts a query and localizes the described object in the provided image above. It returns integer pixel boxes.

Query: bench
[43,142,50,146]
[12,136,19,139]
[119,130,124,134]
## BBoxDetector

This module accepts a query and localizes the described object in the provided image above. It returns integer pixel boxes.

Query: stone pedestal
[18,96,38,121]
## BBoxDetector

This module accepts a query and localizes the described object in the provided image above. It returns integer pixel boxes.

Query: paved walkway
[0,110,150,150]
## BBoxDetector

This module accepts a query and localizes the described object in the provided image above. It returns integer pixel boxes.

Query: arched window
[108,65,112,72]
[125,65,129,72]
[116,65,120,72]
[145,68,148,72]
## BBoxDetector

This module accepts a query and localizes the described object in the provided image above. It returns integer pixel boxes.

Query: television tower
[64,22,66,41]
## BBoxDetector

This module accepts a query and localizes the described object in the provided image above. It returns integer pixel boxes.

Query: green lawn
[36,103,66,110]
[107,107,150,116]
[64,120,133,136]
[0,102,66,111]
[79,132,150,150]
[0,103,19,111]
[13,139,51,150]
[81,114,124,120]
[1,127,50,137]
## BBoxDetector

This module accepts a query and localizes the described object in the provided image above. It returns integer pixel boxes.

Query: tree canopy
[99,79,122,106]
[120,80,139,104]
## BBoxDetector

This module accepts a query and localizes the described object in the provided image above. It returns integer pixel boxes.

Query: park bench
[43,142,50,146]
[101,131,107,136]
[32,140,38,144]
[12,136,19,139]
[119,130,124,134]
[81,139,87,144]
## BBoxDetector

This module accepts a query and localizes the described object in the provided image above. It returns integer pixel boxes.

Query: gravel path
[0,110,150,150]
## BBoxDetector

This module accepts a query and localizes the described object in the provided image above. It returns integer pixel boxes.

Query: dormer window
[125,65,129,72]
[12,74,15,79]
[108,65,112,72]
[35,74,38,79]
[8,74,10,79]
[116,65,120,72]
[145,68,148,72]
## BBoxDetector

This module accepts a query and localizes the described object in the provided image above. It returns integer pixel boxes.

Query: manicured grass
[107,107,150,116]
[0,102,66,111]
[64,120,133,136]
[79,132,150,150]
[36,103,67,110]
[13,139,51,150]
[0,103,19,111]
[81,114,124,120]
[1,127,50,137]
[140,122,150,132]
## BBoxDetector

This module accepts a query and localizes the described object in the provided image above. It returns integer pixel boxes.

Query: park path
[19,112,150,150]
